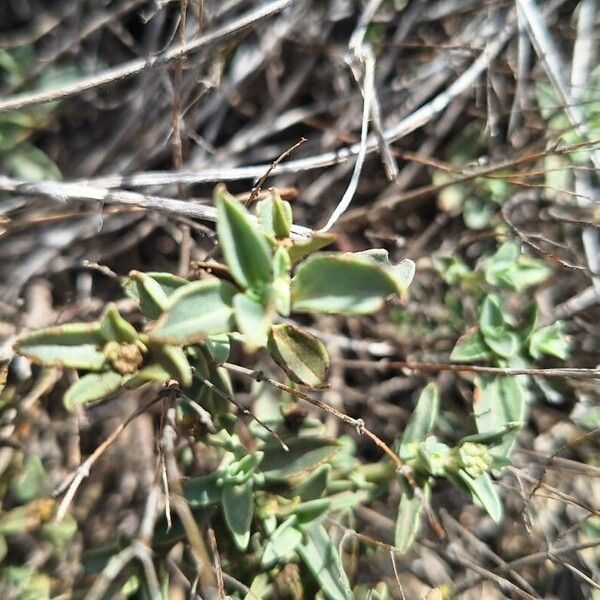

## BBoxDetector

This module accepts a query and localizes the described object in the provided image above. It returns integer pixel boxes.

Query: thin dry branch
[0,0,297,114]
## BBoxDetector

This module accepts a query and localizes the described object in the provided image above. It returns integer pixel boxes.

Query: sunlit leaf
[455,470,503,523]
[233,293,270,349]
[529,322,570,360]
[153,344,192,387]
[256,192,293,239]
[260,516,303,568]
[268,324,329,388]
[394,479,430,554]
[288,233,337,263]
[99,303,138,343]
[14,320,108,369]
[216,186,273,290]
[261,437,340,481]
[150,279,236,344]
[123,271,171,320]
[64,371,123,410]
[222,480,254,551]
[291,254,405,315]
[474,376,526,459]
[402,383,440,443]
[450,329,491,362]
[297,523,352,600]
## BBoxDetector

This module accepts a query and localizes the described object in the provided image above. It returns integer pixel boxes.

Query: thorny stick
[221,362,445,539]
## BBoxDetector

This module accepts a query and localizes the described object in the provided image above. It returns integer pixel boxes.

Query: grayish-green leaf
[402,383,440,443]
[182,473,221,507]
[288,233,337,263]
[297,523,352,600]
[456,470,503,523]
[222,480,253,551]
[291,254,404,315]
[394,479,430,554]
[450,330,491,362]
[260,516,303,568]
[216,186,273,290]
[153,344,192,388]
[529,322,570,360]
[64,371,123,410]
[150,279,236,344]
[99,303,138,343]
[233,293,270,349]
[206,334,231,363]
[474,376,526,459]
[267,323,329,388]
[261,437,340,481]
[14,323,106,371]
[123,271,172,320]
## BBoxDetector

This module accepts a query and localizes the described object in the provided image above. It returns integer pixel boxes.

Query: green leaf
[520,303,539,343]
[261,437,340,481]
[353,250,416,289]
[394,479,430,554]
[455,470,503,523]
[14,323,107,371]
[464,196,495,230]
[206,334,231,363]
[402,384,440,443]
[479,294,507,335]
[233,293,270,349]
[182,473,221,507]
[260,516,303,568]
[484,242,552,292]
[450,329,491,362]
[479,294,519,358]
[297,523,352,600]
[10,456,48,503]
[150,279,236,344]
[292,464,330,501]
[288,233,337,263]
[291,254,405,315]
[5,142,61,181]
[153,344,192,388]
[222,480,253,551]
[483,330,520,358]
[474,376,527,460]
[41,513,77,551]
[243,574,273,600]
[272,247,292,316]
[459,421,523,446]
[99,304,138,343]
[267,324,329,388]
[123,271,169,319]
[124,271,188,320]
[63,371,123,410]
[256,192,293,239]
[216,186,273,290]
[529,322,570,360]
[394,259,417,289]
[434,255,472,285]
[122,364,171,388]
